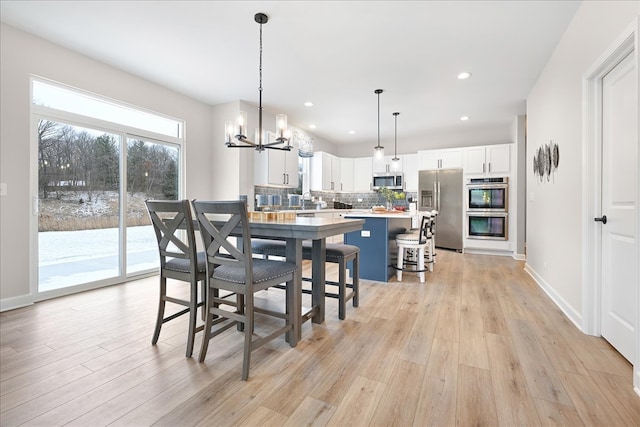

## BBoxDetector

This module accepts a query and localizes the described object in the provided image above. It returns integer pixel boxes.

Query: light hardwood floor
[1,251,639,426]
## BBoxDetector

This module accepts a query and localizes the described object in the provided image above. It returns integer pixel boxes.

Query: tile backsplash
[254,186,416,210]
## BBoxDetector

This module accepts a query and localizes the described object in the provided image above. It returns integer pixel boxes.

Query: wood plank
[485,332,541,425]
[455,364,499,426]
[282,396,335,427]
[458,304,489,369]
[506,318,573,406]
[413,338,458,427]
[370,359,425,426]
[557,370,628,426]
[326,375,385,427]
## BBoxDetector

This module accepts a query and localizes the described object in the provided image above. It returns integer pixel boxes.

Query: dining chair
[191,200,297,381]
[145,199,206,357]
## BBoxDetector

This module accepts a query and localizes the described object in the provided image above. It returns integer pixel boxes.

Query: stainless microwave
[372,172,404,190]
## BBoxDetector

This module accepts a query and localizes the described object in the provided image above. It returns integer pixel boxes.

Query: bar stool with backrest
[395,212,435,283]
[250,239,359,320]
[192,199,297,381]
[145,199,207,357]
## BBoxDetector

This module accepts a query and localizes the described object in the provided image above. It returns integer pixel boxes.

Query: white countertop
[343,211,417,218]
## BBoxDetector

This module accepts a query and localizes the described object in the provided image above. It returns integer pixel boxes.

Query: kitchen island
[343,212,414,282]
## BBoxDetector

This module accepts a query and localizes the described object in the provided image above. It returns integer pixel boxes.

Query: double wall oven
[466,177,508,240]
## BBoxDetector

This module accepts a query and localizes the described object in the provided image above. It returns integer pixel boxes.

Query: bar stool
[395,213,435,283]
[251,240,359,320]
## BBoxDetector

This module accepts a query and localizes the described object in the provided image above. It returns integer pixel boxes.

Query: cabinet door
[418,150,440,170]
[402,154,418,192]
[322,152,333,190]
[487,144,511,174]
[463,146,487,174]
[440,149,463,168]
[340,158,354,192]
[331,155,341,191]
[353,157,373,191]
[267,149,287,185]
[284,148,299,187]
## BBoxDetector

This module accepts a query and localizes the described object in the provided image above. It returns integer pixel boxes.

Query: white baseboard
[513,253,526,261]
[463,247,514,257]
[524,263,582,331]
[0,293,34,312]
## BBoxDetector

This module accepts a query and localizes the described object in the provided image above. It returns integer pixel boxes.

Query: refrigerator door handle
[437,182,441,210]
[433,182,437,209]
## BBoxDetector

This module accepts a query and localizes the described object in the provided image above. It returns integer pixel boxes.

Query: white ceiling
[0,0,581,152]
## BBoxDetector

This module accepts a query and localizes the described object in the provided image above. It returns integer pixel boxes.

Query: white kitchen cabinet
[463,144,511,176]
[402,153,418,192]
[372,154,403,173]
[254,133,299,187]
[339,157,354,192]
[418,148,463,170]
[310,151,342,191]
[353,157,373,192]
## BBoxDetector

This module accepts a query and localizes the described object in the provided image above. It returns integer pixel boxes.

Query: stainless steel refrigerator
[418,168,463,251]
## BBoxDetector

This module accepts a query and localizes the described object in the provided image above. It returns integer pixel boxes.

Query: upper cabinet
[254,132,299,187]
[463,144,511,176]
[310,151,343,191]
[353,157,373,192]
[340,158,354,192]
[372,155,403,173]
[402,153,419,192]
[418,148,463,170]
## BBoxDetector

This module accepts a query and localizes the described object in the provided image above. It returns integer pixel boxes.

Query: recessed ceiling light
[460,116,470,121]
[457,72,472,80]
[349,130,356,135]
[309,124,316,129]
[304,101,314,107]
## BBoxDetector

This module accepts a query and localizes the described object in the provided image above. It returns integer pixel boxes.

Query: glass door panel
[38,119,122,291]
[125,138,179,275]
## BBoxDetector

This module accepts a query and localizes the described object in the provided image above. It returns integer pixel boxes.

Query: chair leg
[185,280,198,358]
[242,293,253,381]
[418,248,425,283]
[338,258,346,320]
[152,276,167,345]
[199,289,213,363]
[397,246,404,281]
[352,254,359,307]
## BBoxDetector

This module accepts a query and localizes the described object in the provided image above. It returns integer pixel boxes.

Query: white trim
[524,263,582,330]
[0,294,34,312]
[582,17,639,391]
[512,253,526,261]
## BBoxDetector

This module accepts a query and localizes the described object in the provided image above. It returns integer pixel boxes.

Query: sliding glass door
[125,137,179,275]
[33,78,184,296]
[38,120,123,291]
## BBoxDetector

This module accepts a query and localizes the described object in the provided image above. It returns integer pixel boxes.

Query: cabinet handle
[488,163,492,173]
[483,163,486,173]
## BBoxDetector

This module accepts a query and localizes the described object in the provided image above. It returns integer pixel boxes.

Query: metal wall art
[533,140,559,182]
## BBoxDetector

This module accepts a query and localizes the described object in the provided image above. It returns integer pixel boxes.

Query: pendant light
[373,89,384,159]
[391,112,400,171]
[224,13,291,152]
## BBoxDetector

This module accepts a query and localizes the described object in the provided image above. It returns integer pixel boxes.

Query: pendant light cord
[258,19,263,146]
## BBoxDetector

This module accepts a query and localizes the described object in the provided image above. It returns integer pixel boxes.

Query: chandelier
[225,13,291,152]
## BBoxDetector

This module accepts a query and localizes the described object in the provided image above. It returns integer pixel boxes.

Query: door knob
[594,215,607,224]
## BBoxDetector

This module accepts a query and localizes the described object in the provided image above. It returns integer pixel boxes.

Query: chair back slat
[192,200,254,284]
[145,199,197,265]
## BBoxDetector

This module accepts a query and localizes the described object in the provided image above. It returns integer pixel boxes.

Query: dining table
[200,214,364,346]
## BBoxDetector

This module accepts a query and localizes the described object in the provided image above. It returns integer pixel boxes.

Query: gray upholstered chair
[145,199,206,357]
[251,240,359,320]
[192,200,297,381]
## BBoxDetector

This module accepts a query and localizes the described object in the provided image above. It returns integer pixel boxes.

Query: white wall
[525,2,639,324]
[0,23,215,309]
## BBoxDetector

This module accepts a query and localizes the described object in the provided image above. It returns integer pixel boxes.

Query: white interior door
[600,51,637,363]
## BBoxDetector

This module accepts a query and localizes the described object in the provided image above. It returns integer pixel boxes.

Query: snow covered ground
[38,225,158,291]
